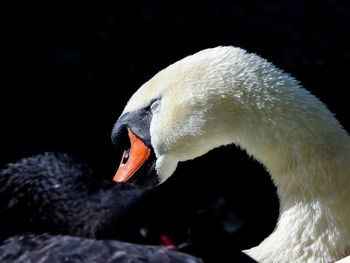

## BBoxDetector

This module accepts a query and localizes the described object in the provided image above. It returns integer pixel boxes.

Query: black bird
[0,152,147,243]
[0,153,203,263]
[0,234,201,263]
[0,152,257,262]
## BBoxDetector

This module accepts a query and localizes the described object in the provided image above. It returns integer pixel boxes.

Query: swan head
[111,46,295,186]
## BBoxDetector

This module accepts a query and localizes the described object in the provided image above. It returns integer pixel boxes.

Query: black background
[1,0,350,251]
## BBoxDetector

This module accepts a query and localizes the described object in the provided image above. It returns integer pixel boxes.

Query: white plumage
[122,46,350,262]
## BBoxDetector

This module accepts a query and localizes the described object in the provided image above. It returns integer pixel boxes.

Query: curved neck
[236,99,350,206]
[230,86,350,261]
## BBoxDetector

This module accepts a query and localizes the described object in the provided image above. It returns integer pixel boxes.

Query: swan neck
[235,95,350,262]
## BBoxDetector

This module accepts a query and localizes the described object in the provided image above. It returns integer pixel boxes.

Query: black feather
[0,234,202,263]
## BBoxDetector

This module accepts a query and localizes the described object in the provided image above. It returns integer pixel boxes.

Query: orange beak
[113,128,151,182]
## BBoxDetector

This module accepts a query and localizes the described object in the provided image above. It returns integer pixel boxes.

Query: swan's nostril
[113,128,151,183]
[122,149,130,164]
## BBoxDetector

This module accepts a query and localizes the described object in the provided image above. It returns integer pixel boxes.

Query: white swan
[111,46,350,262]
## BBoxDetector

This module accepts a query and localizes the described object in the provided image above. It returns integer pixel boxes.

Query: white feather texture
[122,46,350,262]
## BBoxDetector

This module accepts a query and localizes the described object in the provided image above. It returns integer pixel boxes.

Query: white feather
[122,46,350,262]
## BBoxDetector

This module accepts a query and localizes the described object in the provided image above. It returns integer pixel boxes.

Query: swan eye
[150,99,160,113]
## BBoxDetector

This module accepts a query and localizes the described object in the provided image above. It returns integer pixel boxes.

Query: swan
[0,152,147,242]
[111,46,350,262]
[0,153,205,263]
[0,234,202,263]
[0,152,259,262]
